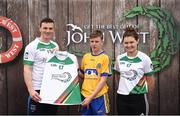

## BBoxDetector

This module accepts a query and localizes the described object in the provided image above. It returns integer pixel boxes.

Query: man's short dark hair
[90,30,103,40]
[40,17,54,27]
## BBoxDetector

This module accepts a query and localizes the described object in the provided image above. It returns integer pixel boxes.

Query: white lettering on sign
[66,31,89,46]
[139,32,149,43]
[2,20,17,33]
[5,44,19,58]
[66,24,150,46]
[109,31,123,43]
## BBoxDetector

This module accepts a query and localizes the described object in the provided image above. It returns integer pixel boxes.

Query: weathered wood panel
[159,0,180,114]
[28,0,48,42]
[138,0,160,115]
[49,0,69,51]
[0,0,8,114]
[6,0,28,114]
[0,28,8,115]
[0,0,179,115]
[146,1,160,115]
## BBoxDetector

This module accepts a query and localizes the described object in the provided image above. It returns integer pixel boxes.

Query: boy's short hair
[90,30,103,40]
[40,17,54,27]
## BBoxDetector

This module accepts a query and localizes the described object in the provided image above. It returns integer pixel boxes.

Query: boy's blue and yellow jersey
[80,51,110,98]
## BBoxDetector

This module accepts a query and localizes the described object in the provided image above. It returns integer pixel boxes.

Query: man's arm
[24,65,41,102]
[81,76,107,107]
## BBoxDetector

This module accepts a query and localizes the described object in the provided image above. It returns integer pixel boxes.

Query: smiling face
[122,27,139,56]
[123,36,139,56]
[39,22,55,42]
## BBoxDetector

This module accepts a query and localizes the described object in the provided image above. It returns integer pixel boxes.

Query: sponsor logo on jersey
[96,63,101,69]
[127,63,132,67]
[51,64,57,67]
[121,69,138,81]
[150,63,153,70]
[51,72,72,83]
[24,52,28,59]
[39,48,46,51]
[59,65,64,70]
[85,69,98,79]
[120,62,125,65]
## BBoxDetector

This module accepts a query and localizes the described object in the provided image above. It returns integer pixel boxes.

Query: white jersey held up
[40,51,81,105]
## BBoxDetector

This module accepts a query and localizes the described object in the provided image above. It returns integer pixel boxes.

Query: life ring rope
[12,37,22,42]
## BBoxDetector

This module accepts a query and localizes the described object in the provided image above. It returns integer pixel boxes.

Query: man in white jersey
[23,18,59,115]
[114,27,155,115]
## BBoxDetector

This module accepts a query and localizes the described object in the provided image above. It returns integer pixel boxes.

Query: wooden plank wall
[0,0,179,114]
[0,0,8,114]
[159,0,180,114]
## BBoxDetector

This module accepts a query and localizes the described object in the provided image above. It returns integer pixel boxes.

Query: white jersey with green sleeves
[23,37,59,90]
[114,51,153,95]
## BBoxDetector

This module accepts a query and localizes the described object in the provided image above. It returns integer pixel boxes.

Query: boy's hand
[81,96,93,109]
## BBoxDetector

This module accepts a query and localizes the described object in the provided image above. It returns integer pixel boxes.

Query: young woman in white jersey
[114,27,155,115]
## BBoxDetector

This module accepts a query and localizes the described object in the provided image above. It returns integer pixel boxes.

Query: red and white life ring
[0,16,23,64]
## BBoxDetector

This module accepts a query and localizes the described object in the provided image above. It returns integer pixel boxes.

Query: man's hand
[29,89,41,102]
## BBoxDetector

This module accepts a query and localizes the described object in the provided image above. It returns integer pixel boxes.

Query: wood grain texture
[159,0,180,114]
[68,0,91,59]
[6,0,29,114]
[28,0,48,42]
[138,0,160,115]
[0,0,179,114]
[49,0,69,51]
[0,0,8,114]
